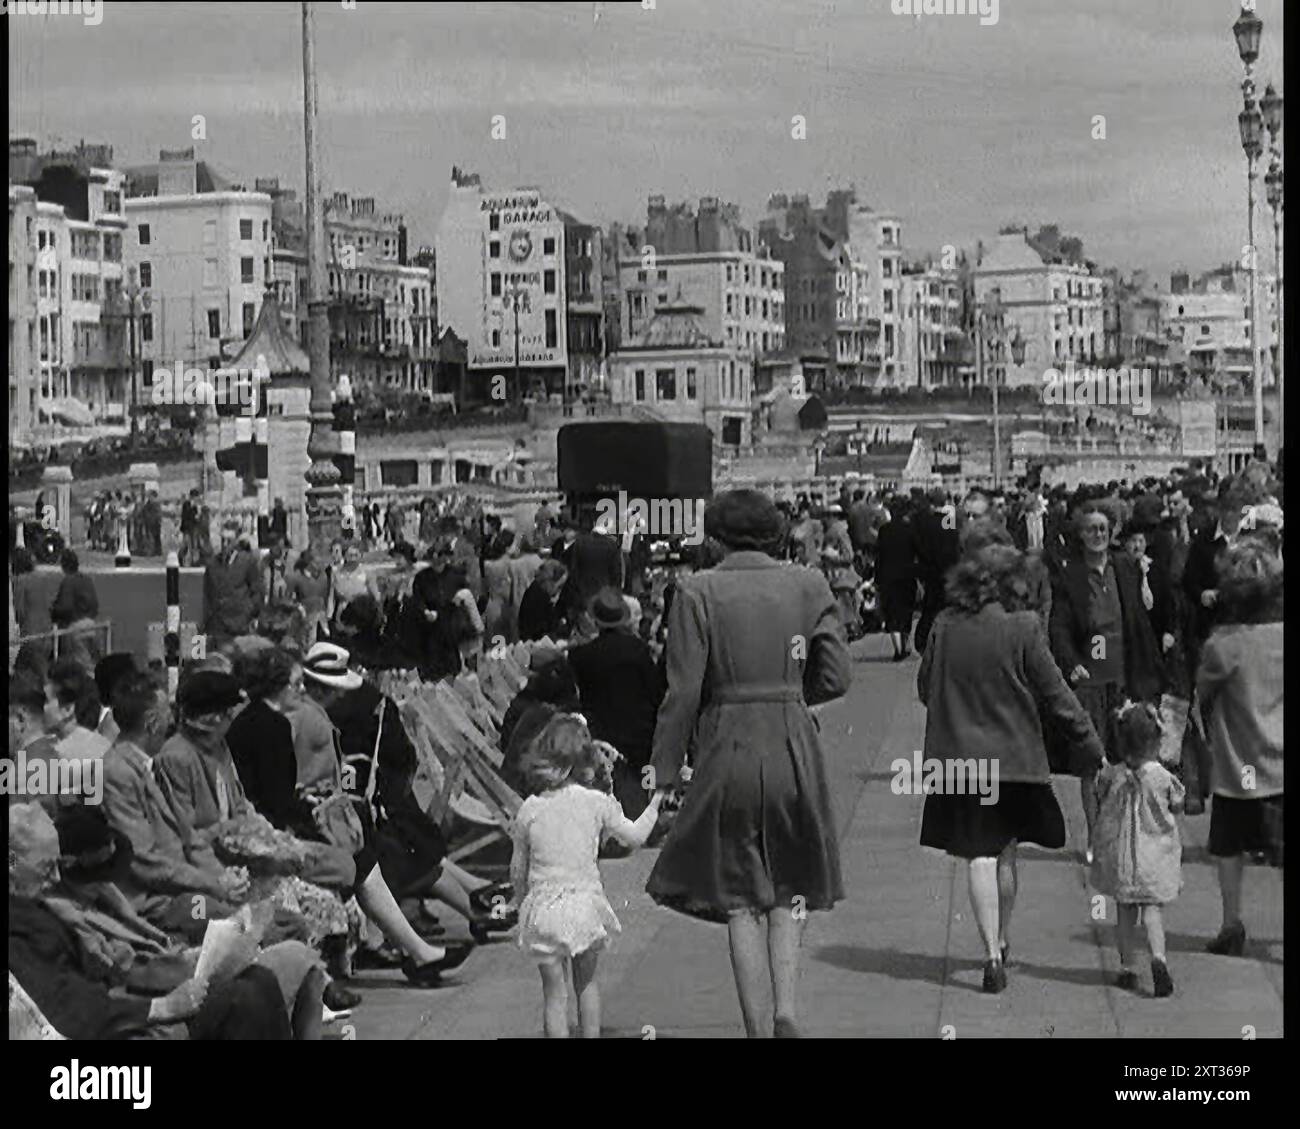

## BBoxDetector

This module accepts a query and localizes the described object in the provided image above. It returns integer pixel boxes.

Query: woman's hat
[590,586,631,628]
[301,641,363,691]
[703,488,785,551]
[56,805,134,886]
[178,670,245,717]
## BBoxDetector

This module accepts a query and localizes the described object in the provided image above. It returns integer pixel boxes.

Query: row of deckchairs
[375,641,548,864]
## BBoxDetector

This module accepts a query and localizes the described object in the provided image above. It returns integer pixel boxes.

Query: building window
[656,368,677,400]
[380,460,419,488]
[491,273,502,297]
[686,367,697,399]
[240,219,253,240]
[545,309,558,348]
[489,240,501,259]
[543,236,556,255]
[726,265,734,283]
[744,296,752,316]
[241,257,255,284]
[491,328,501,348]
[657,269,668,283]
[544,269,556,294]
[634,369,646,401]
[138,262,152,289]
[140,313,154,343]
[243,303,256,337]
[637,270,647,282]
[207,309,221,339]
[489,213,500,232]
[141,358,155,386]
[138,223,151,246]
[203,220,216,247]
[262,221,269,241]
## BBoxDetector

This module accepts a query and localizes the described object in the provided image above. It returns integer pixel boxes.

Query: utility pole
[301,0,342,553]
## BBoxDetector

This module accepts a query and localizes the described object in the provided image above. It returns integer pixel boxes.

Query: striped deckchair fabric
[373,641,558,861]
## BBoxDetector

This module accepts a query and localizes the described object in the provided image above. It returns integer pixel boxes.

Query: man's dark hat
[177,670,244,717]
[56,805,134,885]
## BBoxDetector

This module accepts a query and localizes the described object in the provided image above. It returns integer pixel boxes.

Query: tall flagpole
[302,0,342,554]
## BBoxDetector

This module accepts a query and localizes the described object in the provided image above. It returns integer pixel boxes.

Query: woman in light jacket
[918,544,1103,994]
[1197,541,1283,956]
[646,490,852,1038]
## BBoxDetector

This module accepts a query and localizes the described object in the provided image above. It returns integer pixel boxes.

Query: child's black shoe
[1151,959,1174,998]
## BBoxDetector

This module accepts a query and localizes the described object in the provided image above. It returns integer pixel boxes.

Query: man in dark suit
[559,511,624,633]
[437,516,483,603]
[567,587,666,818]
[912,487,958,655]
[1182,486,1246,665]
[202,523,265,647]
[1049,502,1165,859]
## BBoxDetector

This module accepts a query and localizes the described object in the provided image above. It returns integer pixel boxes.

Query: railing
[11,620,113,662]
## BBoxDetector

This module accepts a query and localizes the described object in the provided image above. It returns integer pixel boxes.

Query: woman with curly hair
[1197,541,1283,956]
[918,543,1104,993]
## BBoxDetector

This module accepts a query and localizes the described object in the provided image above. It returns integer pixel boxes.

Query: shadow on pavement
[809,943,985,992]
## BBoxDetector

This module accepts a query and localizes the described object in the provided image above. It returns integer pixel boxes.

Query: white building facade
[125,174,273,404]
[974,229,1105,389]
[436,170,569,395]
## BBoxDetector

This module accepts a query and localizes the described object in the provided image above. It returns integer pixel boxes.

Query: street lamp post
[123,265,141,438]
[1233,5,1266,450]
[1261,82,1284,456]
[976,290,1006,489]
[302,0,342,555]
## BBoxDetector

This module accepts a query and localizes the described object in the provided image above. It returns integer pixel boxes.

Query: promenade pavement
[342,633,1284,1040]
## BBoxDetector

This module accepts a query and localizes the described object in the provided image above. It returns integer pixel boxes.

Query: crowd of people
[85,488,166,558]
[7,452,1283,1038]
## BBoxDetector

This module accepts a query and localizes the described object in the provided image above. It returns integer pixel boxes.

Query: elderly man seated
[101,671,301,945]
[9,802,326,1040]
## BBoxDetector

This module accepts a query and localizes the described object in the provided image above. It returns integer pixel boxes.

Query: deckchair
[9,972,66,1040]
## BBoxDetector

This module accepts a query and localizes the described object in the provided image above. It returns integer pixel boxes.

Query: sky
[8,0,1286,281]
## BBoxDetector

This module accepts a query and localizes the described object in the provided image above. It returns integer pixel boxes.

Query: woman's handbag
[1180,693,1213,815]
[307,789,366,856]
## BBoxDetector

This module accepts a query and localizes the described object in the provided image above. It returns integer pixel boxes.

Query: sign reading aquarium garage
[474,191,567,371]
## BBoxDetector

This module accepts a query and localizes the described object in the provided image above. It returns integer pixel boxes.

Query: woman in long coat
[646,489,852,1038]
[874,494,919,660]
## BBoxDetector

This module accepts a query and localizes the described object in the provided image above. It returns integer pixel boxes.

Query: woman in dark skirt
[918,543,1104,993]
[874,495,919,660]
[646,490,852,1038]
[1196,541,1283,956]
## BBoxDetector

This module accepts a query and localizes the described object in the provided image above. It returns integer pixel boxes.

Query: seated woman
[285,643,477,985]
[324,662,515,943]
[9,802,325,1040]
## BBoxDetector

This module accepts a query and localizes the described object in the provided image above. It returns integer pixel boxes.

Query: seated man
[9,802,323,1041]
[46,656,112,763]
[101,671,255,942]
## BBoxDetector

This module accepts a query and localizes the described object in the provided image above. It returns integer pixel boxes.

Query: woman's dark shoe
[353,944,404,971]
[469,883,514,917]
[1115,969,1139,992]
[1151,959,1174,998]
[402,942,474,987]
[1206,922,1246,956]
[982,959,1007,994]
[1000,943,1012,968]
[323,980,363,1010]
[773,1016,802,1038]
[469,908,517,944]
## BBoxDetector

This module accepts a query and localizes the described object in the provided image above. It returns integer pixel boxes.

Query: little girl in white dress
[510,717,663,1038]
